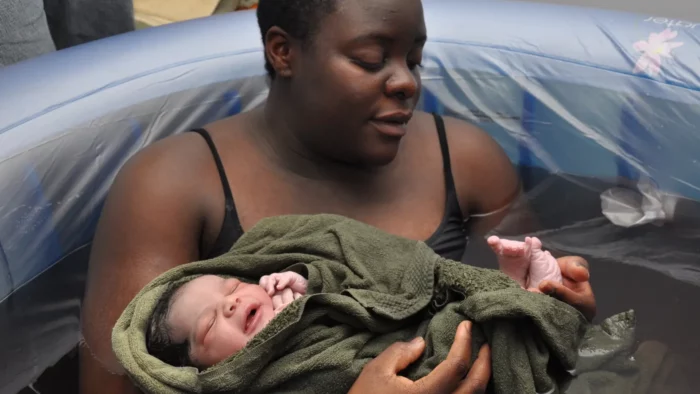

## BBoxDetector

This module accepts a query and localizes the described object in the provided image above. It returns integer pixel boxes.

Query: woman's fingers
[453,344,491,394]
[539,280,596,321]
[539,280,584,308]
[347,338,425,394]
[415,321,474,393]
[539,257,596,321]
[368,337,426,375]
[558,256,590,282]
[350,322,489,394]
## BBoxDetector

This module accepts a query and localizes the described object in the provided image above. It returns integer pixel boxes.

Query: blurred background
[2,0,700,68]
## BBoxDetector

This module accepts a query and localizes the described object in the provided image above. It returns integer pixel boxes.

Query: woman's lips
[369,120,408,138]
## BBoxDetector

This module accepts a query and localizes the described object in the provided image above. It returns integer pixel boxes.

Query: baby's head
[147,275,275,368]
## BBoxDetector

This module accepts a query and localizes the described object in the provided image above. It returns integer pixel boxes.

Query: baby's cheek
[209,328,248,361]
[214,335,247,364]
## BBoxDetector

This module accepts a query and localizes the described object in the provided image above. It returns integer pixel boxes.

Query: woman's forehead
[325,0,426,41]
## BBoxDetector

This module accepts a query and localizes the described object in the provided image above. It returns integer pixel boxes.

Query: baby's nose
[224,297,240,316]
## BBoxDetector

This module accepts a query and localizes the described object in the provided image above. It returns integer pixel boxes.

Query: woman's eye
[353,59,384,72]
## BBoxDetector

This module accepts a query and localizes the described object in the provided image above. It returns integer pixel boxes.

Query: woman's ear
[264,26,295,78]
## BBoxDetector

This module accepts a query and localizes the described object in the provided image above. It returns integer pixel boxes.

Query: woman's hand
[348,321,491,394]
[539,256,596,321]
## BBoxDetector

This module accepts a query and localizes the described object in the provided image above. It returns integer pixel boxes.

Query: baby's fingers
[275,273,292,291]
[266,276,279,295]
[280,288,294,304]
[272,289,295,311]
[259,276,271,295]
[288,275,308,294]
[272,293,284,310]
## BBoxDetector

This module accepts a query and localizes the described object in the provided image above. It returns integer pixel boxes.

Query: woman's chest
[231,168,449,243]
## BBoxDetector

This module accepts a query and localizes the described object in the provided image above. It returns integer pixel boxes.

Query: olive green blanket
[112,214,650,394]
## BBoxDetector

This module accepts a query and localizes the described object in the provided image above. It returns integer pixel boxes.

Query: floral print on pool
[633,29,684,77]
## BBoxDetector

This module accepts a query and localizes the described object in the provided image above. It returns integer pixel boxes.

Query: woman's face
[288,0,427,167]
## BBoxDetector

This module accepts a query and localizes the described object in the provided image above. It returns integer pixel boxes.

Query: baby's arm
[259,271,308,313]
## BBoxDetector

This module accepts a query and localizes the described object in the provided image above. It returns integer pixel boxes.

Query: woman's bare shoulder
[411,111,509,164]
[415,111,519,214]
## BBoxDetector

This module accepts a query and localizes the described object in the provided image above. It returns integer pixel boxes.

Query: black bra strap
[190,128,235,212]
[432,113,458,195]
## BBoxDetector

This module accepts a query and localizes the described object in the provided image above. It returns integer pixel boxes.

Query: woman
[80,0,596,393]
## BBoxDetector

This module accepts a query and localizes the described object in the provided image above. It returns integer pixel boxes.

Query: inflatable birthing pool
[1,0,699,392]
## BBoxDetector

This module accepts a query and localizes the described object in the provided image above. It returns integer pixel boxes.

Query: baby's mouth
[244,307,258,333]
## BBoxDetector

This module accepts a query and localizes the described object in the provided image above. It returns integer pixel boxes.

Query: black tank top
[191,113,468,261]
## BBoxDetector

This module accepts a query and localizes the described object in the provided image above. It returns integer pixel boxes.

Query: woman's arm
[80,138,207,393]
[439,116,532,236]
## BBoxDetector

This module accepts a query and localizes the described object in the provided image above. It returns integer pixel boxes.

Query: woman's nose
[385,65,418,101]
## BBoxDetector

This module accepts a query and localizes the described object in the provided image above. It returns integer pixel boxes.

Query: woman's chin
[360,144,402,167]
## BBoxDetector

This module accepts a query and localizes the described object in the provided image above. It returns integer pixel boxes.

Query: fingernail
[411,337,424,346]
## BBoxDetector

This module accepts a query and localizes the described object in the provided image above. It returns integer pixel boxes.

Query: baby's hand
[259,271,308,297]
[260,272,308,313]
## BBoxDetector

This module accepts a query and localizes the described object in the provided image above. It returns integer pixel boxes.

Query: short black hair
[146,281,195,368]
[256,0,338,79]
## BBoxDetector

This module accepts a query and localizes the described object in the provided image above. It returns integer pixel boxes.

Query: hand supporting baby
[487,236,563,292]
[259,272,308,314]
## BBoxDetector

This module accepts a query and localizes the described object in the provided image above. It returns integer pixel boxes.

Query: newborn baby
[149,237,560,369]
[487,235,562,291]
[148,272,308,368]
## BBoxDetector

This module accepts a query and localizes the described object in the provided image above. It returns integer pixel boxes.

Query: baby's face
[167,275,275,367]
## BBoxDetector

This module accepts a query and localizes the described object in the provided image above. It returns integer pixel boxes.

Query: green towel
[113,214,635,394]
